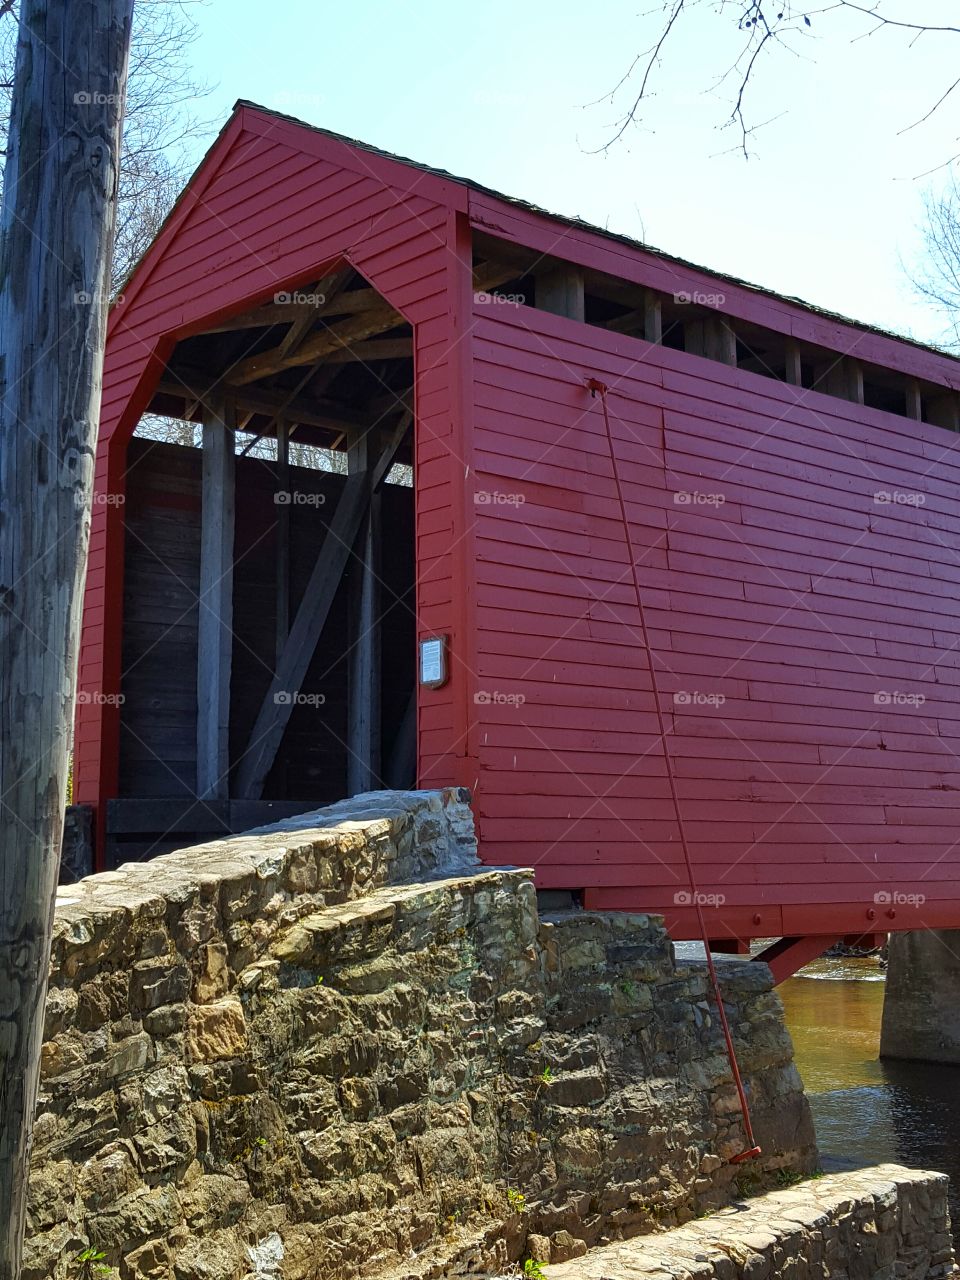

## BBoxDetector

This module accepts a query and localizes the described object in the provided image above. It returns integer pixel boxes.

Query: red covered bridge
[75,101,960,975]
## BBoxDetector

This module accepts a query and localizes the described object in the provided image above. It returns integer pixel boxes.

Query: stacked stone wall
[26,789,816,1280]
[546,1165,955,1280]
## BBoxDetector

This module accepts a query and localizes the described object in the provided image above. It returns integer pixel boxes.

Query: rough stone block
[130,959,191,1013]
[186,998,248,1063]
[193,942,230,1003]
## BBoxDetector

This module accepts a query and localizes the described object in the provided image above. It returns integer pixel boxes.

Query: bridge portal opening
[107,266,416,864]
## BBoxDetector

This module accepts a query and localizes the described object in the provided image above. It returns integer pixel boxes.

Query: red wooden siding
[468,192,960,391]
[75,102,960,938]
[468,299,960,936]
[74,107,474,836]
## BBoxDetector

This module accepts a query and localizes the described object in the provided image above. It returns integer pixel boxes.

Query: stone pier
[881,929,960,1064]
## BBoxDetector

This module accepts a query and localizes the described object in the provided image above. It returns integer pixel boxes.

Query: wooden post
[234,410,411,800]
[685,316,735,365]
[196,394,235,801]
[847,359,865,405]
[535,265,585,322]
[905,379,922,422]
[718,319,737,367]
[784,341,802,387]
[685,320,708,358]
[816,357,863,403]
[275,419,291,661]
[644,290,662,344]
[347,430,382,794]
[0,1,133,1273]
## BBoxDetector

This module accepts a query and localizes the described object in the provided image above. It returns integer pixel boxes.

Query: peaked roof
[115,99,956,381]
[229,99,958,369]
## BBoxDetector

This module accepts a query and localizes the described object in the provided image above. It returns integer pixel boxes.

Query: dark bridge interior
[109,266,417,863]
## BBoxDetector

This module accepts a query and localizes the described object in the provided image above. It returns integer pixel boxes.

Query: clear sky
[181,0,960,347]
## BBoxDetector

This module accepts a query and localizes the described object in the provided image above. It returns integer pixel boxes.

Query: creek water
[779,954,960,1237]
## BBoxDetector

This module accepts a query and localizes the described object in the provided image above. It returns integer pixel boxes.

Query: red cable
[587,377,760,1162]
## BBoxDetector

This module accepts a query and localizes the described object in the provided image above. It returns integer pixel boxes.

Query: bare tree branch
[1,0,215,285]
[911,175,960,351]
[599,2,960,157]
[592,0,688,152]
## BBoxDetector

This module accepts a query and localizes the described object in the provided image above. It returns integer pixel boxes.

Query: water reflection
[779,955,960,1237]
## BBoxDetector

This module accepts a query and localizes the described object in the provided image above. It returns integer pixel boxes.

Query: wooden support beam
[278,266,353,359]
[685,316,735,364]
[274,418,291,799]
[847,359,865,405]
[234,409,413,799]
[347,430,382,794]
[753,935,840,984]
[321,337,413,365]
[196,282,399,338]
[784,340,802,387]
[644,290,662,344]
[718,319,737,367]
[534,264,585,321]
[815,357,863,403]
[229,303,405,386]
[472,260,527,294]
[229,366,344,464]
[905,378,922,421]
[278,309,321,360]
[684,319,707,359]
[154,373,364,438]
[275,419,291,662]
[197,394,235,801]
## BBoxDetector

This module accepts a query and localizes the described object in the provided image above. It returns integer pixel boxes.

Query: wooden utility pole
[0,3,133,1275]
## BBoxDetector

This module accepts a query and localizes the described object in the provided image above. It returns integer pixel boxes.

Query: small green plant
[734,1172,763,1200]
[75,1248,111,1278]
[538,1066,553,1086]
[314,975,324,985]
[255,1136,268,1148]
[619,979,637,997]
[524,1259,548,1280]
[506,1187,527,1214]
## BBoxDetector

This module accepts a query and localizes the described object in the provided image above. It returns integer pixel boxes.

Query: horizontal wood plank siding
[470,302,960,924]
